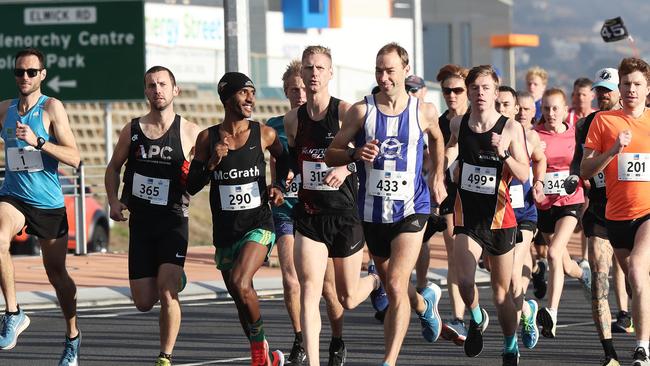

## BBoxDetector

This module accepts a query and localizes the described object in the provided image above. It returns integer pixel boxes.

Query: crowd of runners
[0,43,650,366]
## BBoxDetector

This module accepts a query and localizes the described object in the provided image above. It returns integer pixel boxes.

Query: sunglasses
[13,68,42,78]
[408,87,421,93]
[442,87,465,95]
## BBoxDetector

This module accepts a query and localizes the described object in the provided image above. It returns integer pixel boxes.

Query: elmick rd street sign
[0,0,144,101]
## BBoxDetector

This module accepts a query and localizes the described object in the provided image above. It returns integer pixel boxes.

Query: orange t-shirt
[584,109,650,221]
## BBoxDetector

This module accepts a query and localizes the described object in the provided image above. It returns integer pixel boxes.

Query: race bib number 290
[219,182,261,211]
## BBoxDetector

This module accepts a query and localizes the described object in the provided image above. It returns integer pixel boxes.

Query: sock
[547,308,557,317]
[330,336,344,351]
[382,363,391,366]
[504,334,518,354]
[636,340,649,355]
[68,333,80,341]
[6,305,20,316]
[470,305,483,324]
[249,317,266,342]
[601,338,617,359]
[294,331,303,344]
[158,352,172,360]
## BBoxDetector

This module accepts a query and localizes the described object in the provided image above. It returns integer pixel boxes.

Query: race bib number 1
[367,169,415,200]
[460,163,497,195]
[132,173,170,205]
[302,161,337,191]
[7,147,44,172]
[618,153,650,181]
[219,182,261,211]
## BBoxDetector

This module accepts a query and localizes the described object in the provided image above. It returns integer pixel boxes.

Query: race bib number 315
[460,163,497,195]
[618,153,650,181]
[302,161,337,191]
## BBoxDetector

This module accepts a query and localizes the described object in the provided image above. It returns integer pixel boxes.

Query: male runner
[325,42,445,366]
[187,72,284,366]
[281,45,379,366]
[267,59,346,366]
[105,66,201,366]
[0,48,81,366]
[571,67,629,366]
[525,66,548,121]
[567,77,596,126]
[581,57,650,366]
[445,65,529,365]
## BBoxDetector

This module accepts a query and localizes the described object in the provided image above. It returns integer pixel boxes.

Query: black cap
[217,72,255,103]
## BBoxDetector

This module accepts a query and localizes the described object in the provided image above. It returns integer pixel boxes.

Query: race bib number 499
[618,153,650,181]
[460,163,497,195]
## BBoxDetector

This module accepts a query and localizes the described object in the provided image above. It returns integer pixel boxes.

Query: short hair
[376,42,409,67]
[144,66,176,87]
[498,86,517,103]
[282,60,302,91]
[526,66,548,84]
[465,65,499,88]
[436,64,469,83]
[302,45,332,63]
[573,77,592,90]
[516,91,535,101]
[14,48,45,69]
[542,88,567,104]
[618,57,650,84]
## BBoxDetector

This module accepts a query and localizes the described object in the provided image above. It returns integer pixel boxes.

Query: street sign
[0,0,144,101]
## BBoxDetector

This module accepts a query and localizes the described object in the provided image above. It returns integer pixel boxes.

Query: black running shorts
[606,214,650,251]
[537,204,582,234]
[0,195,67,239]
[294,214,364,258]
[364,214,430,258]
[454,226,517,256]
[582,208,609,240]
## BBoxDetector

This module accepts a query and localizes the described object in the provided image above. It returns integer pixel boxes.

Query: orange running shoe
[250,339,284,366]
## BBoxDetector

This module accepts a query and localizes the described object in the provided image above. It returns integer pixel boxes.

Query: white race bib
[618,153,650,181]
[7,146,43,172]
[132,173,170,205]
[302,161,337,191]
[284,174,301,198]
[543,170,569,196]
[367,169,415,200]
[509,184,525,209]
[460,163,497,195]
[219,181,261,211]
[594,171,606,188]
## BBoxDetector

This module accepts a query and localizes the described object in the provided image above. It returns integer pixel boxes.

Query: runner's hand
[15,121,37,147]
[490,132,509,158]
[532,180,545,204]
[610,129,632,155]
[428,173,447,205]
[208,136,231,170]
[324,166,349,189]
[358,139,380,162]
[268,185,284,207]
[109,200,128,221]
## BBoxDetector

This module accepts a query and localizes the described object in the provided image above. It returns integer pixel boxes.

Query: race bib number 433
[460,163,497,195]
[367,169,414,200]
[618,153,650,181]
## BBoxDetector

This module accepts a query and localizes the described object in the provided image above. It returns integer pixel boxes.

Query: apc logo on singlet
[213,166,260,180]
[137,144,173,160]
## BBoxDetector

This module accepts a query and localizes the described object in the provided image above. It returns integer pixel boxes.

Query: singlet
[0,95,63,209]
[208,121,273,248]
[454,113,516,230]
[294,97,358,216]
[567,107,597,127]
[575,111,606,214]
[585,109,650,221]
[439,110,452,146]
[509,125,537,223]
[535,123,584,209]
[120,115,190,217]
[266,115,296,214]
[355,95,429,223]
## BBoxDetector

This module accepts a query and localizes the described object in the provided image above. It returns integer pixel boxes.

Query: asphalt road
[0,281,635,365]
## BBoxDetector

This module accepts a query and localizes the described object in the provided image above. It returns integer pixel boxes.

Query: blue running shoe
[59,333,81,366]
[441,318,467,346]
[521,299,539,349]
[368,262,388,312]
[418,283,442,342]
[178,269,187,293]
[0,309,30,350]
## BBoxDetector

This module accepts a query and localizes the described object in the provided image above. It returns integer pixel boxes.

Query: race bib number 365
[618,153,650,181]
[460,163,497,195]
[219,182,261,211]
[132,173,170,205]
[367,169,414,200]
[7,147,44,172]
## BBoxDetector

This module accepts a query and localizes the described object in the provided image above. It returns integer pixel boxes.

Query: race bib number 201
[618,153,650,181]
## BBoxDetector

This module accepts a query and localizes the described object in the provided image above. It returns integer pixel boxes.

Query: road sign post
[0,0,145,101]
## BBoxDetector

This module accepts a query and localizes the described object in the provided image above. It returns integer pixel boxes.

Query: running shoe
[58,333,81,366]
[327,338,346,366]
[367,262,388,312]
[578,259,592,300]
[155,357,172,366]
[374,309,387,323]
[600,356,620,366]
[521,299,539,349]
[502,351,520,366]
[464,307,489,357]
[532,260,548,299]
[612,310,634,333]
[633,347,650,366]
[418,283,442,342]
[536,307,557,338]
[286,337,306,365]
[178,270,187,293]
[441,318,467,346]
[0,309,30,350]
[251,339,284,366]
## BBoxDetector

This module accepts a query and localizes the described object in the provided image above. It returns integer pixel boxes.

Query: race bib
[544,170,569,196]
[618,153,650,181]
[284,174,301,198]
[302,161,337,191]
[7,146,43,172]
[367,169,415,200]
[594,171,606,188]
[219,181,261,211]
[460,163,497,195]
[132,173,170,205]
[509,184,525,209]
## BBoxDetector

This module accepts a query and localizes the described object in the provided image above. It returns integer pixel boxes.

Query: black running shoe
[286,337,306,365]
[633,347,650,366]
[532,260,548,299]
[612,310,634,333]
[328,339,346,366]
[464,308,489,357]
[502,351,520,366]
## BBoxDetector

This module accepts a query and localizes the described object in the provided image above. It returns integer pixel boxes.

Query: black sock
[68,333,80,341]
[330,336,344,351]
[158,352,172,360]
[6,305,20,316]
[294,331,303,344]
[601,338,617,359]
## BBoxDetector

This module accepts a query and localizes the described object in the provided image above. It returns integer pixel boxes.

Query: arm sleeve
[274,146,298,189]
[570,118,587,176]
[186,159,211,195]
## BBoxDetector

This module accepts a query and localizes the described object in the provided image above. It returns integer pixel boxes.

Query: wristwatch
[499,149,511,161]
[35,136,46,150]
[346,162,357,173]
